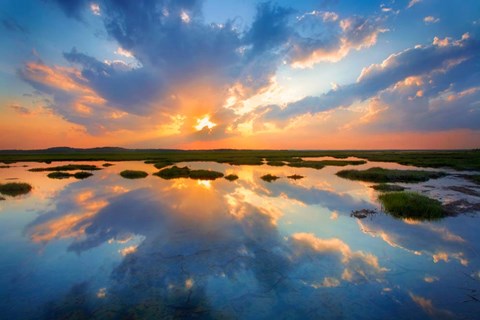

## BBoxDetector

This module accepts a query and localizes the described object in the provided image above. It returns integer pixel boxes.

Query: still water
[0,161,479,319]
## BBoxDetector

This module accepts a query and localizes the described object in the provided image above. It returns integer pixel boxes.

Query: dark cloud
[2,15,28,34]
[9,104,31,115]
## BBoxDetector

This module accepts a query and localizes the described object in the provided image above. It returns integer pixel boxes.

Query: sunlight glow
[194,115,216,131]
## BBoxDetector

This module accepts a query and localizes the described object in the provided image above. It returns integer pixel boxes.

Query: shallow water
[0,161,479,319]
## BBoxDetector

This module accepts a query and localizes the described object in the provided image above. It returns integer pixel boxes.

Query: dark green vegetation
[1,148,479,171]
[371,183,406,192]
[266,160,285,166]
[261,174,280,182]
[337,167,446,183]
[29,164,100,172]
[287,159,366,169]
[102,163,114,167]
[225,174,239,181]
[287,174,304,180]
[154,166,224,180]
[0,182,32,197]
[120,170,148,179]
[47,171,94,180]
[379,192,447,220]
[47,171,72,179]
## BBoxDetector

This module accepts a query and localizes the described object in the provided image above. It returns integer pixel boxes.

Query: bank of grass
[266,160,286,166]
[120,170,148,179]
[287,174,304,180]
[336,167,446,183]
[225,174,239,181]
[261,174,280,182]
[371,183,406,192]
[379,191,447,220]
[2,149,479,171]
[0,182,32,196]
[102,163,114,167]
[47,171,94,180]
[154,166,224,180]
[29,164,100,172]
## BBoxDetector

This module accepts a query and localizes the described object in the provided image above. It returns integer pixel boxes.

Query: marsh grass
[266,161,286,166]
[371,183,406,192]
[261,174,280,182]
[74,172,93,179]
[379,191,447,220]
[47,172,72,179]
[287,161,325,169]
[102,163,114,167]
[0,182,32,196]
[287,174,304,180]
[29,164,100,172]
[336,167,446,183]
[225,174,239,181]
[154,166,224,180]
[120,170,148,179]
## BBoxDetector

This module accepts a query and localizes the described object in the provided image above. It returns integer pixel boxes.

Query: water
[0,161,479,319]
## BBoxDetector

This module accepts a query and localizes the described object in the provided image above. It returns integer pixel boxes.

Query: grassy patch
[287,161,325,169]
[0,165,10,168]
[336,167,446,183]
[225,174,239,181]
[74,171,93,179]
[120,170,148,179]
[261,174,280,182]
[47,171,72,179]
[29,164,100,172]
[153,161,173,169]
[266,160,285,166]
[287,174,304,180]
[188,169,224,180]
[379,192,447,220]
[154,166,191,179]
[154,166,224,180]
[102,163,114,167]
[0,182,32,196]
[371,183,406,192]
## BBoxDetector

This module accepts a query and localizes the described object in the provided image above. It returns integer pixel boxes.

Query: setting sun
[194,115,217,131]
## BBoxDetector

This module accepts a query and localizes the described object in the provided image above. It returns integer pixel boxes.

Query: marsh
[0,158,479,319]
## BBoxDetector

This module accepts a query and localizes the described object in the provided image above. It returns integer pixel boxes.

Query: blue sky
[1,0,479,149]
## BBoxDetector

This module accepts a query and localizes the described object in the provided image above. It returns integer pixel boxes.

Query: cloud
[407,0,421,9]
[258,33,480,132]
[424,16,440,24]
[1,15,28,34]
[9,104,31,115]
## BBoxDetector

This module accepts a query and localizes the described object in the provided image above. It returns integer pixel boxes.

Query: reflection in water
[0,161,479,319]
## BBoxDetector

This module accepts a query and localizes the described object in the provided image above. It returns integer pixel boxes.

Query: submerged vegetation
[29,164,101,172]
[336,167,446,183]
[154,166,224,180]
[225,174,239,181]
[371,184,406,192]
[0,182,32,197]
[287,174,304,180]
[379,192,447,220]
[120,170,148,179]
[261,174,280,182]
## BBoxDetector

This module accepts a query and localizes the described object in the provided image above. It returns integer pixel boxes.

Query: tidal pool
[0,161,479,319]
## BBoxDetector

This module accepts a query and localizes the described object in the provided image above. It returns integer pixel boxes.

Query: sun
[194,115,217,131]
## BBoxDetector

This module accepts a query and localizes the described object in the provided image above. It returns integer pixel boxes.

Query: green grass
[261,174,280,182]
[336,167,446,183]
[102,163,114,167]
[287,174,304,180]
[378,191,447,220]
[0,182,32,196]
[371,183,406,192]
[154,166,224,180]
[74,171,93,179]
[153,161,173,169]
[154,166,191,179]
[188,169,224,180]
[29,164,101,172]
[1,149,479,171]
[225,174,239,181]
[47,171,72,179]
[287,161,325,169]
[120,170,148,179]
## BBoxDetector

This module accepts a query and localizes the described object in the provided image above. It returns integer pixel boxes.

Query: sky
[0,0,479,150]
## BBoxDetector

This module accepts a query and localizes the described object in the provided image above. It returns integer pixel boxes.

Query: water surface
[0,161,479,319]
